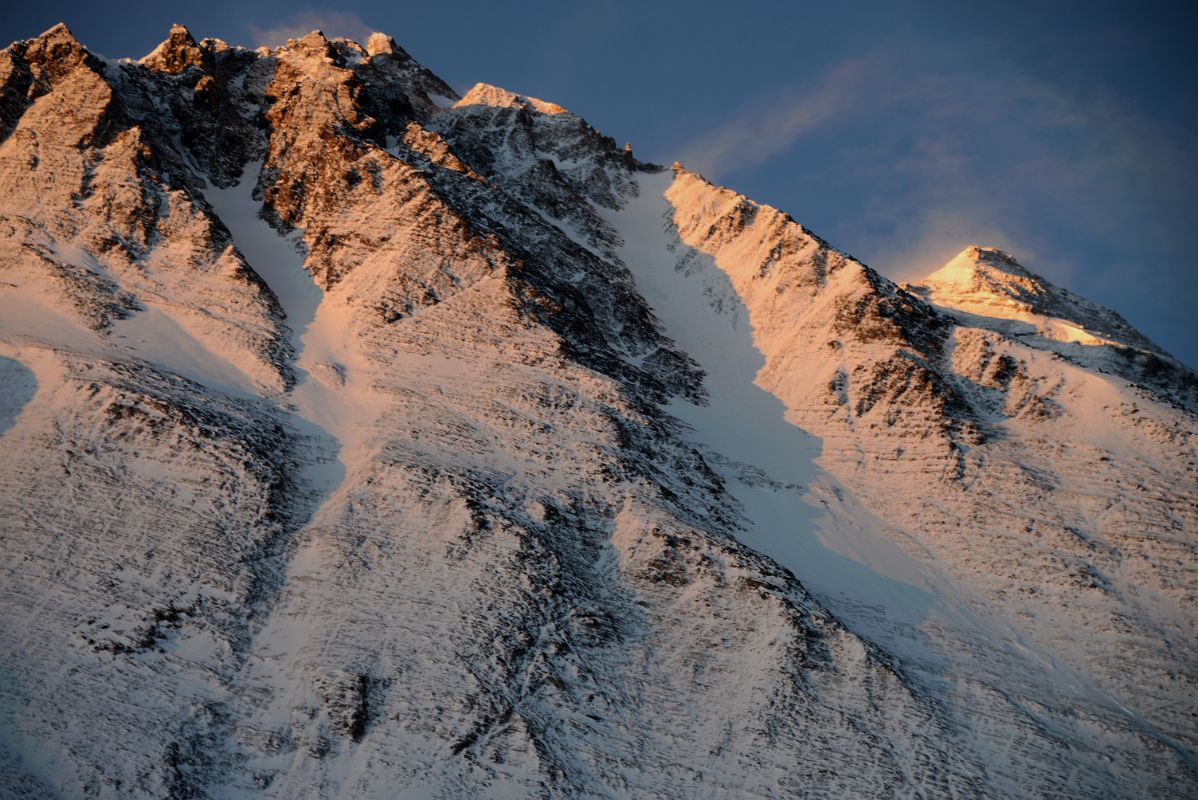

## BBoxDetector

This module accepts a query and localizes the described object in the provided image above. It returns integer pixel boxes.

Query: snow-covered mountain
[0,23,1194,799]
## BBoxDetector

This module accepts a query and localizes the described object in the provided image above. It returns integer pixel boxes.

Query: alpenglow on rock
[0,22,1195,799]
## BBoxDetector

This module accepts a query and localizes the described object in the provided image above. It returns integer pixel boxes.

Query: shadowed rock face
[0,22,1194,800]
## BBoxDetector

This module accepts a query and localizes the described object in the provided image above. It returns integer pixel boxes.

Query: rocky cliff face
[0,23,1194,799]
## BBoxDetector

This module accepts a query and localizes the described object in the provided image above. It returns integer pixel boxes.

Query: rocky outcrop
[0,22,1194,800]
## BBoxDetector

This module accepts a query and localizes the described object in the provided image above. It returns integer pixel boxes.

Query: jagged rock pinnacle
[15,22,94,89]
[37,22,74,39]
[25,22,83,56]
[366,32,397,57]
[140,23,204,74]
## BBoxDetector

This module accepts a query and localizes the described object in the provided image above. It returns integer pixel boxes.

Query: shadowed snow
[0,357,35,437]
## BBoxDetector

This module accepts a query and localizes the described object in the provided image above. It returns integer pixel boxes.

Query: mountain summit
[914,245,1151,347]
[908,245,1196,406]
[0,24,1195,799]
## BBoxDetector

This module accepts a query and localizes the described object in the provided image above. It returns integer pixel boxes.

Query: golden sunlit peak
[454,82,567,115]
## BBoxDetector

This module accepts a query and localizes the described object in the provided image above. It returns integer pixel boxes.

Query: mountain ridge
[0,22,1194,799]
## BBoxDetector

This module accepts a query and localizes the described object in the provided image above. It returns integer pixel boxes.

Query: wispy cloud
[679,45,1190,299]
[248,10,374,48]
[866,70,1188,285]
[872,208,1030,283]
[677,60,871,178]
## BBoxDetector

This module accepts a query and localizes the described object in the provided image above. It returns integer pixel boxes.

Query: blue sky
[5,1,1196,366]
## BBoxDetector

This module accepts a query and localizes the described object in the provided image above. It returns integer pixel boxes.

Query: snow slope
[0,21,1194,799]
[609,172,937,644]
[609,169,1198,796]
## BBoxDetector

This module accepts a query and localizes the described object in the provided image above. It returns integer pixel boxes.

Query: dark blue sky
[5,2,1196,366]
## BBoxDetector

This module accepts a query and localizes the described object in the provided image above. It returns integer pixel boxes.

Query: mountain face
[0,22,1194,799]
